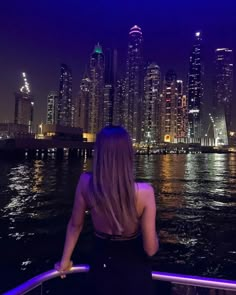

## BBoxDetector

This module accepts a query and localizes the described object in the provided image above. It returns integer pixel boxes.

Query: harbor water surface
[1,153,236,293]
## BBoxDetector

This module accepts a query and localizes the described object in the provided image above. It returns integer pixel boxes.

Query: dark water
[1,154,236,293]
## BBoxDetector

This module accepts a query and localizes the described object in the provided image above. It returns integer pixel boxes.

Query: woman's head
[94,125,133,173]
[88,126,138,233]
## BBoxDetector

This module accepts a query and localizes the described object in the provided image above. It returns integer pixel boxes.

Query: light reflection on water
[1,154,236,292]
[135,154,236,278]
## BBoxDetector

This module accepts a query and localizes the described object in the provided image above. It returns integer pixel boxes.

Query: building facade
[142,63,161,144]
[212,108,229,146]
[104,48,117,126]
[58,64,72,127]
[161,70,178,143]
[125,25,144,143]
[214,48,233,134]
[0,123,31,139]
[176,80,188,140]
[113,78,126,126]
[103,84,113,127]
[188,32,203,141]
[75,75,91,132]
[14,73,34,133]
[47,91,58,125]
[89,43,105,134]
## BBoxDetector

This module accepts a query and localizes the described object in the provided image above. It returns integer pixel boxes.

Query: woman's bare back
[80,172,158,253]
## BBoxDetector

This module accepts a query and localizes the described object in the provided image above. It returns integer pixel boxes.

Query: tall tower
[58,64,72,127]
[161,70,178,143]
[104,48,118,126]
[125,25,144,143]
[14,72,34,133]
[176,80,188,140]
[47,91,58,124]
[75,73,91,132]
[188,32,203,141]
[113,78,126,126]
[89,43,105,134]
[214,48,233,133]
[143,63,161,144]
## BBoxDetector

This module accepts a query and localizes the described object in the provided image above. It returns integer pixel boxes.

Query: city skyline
[4,27,235,143]
[0,1,235,128]
[47,27,232,145]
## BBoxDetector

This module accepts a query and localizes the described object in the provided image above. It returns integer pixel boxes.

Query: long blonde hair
[88,126,138,234]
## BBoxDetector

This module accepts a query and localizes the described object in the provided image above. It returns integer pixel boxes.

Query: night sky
[0,0,236,128]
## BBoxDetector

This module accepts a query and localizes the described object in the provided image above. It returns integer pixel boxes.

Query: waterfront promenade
[0,138,94,158]
[1,138,235,159]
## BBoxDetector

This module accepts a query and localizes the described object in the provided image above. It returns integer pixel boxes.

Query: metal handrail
[3,264,236,295]
[152,272,236,291]
[3,265,89,295]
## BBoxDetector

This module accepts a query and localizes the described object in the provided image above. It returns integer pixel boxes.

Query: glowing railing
[3,264,236,295]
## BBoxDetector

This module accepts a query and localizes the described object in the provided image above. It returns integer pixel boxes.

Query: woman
[55,126,158,295]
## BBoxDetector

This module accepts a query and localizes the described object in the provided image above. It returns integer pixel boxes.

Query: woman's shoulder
[135,181,155,204]
[80,171,92,182]
[77,172,92,194]
[135,182,154,194]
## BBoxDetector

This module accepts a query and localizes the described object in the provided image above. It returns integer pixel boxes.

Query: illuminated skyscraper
[176,80,188,140]
[142,63,161,144]
[103,84,113,126]
[125,25,144,143]
[89,43,105,134]
[14,72,34,133]
[113,78,126,126]
[212,108,228,146]
[47,91,58,124]
[161,70,178,143]
[214,48,233,133]
[58,64,72,127]
[75,74,91,132]
[188,32,203,141]
[104,48,117,126]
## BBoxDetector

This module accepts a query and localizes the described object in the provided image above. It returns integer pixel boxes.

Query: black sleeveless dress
[89,230,155,295]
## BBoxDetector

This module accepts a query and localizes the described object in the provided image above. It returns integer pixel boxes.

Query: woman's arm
[55,173,88,275]
[140,184,159,256]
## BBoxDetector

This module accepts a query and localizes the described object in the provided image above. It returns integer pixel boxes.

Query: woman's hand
[54,260,73,279]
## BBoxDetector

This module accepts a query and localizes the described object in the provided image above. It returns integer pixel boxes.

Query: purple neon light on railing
[3,265,90,295]
[129,30,142,35]
[152,271,236,291]
[3,265,236,295]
